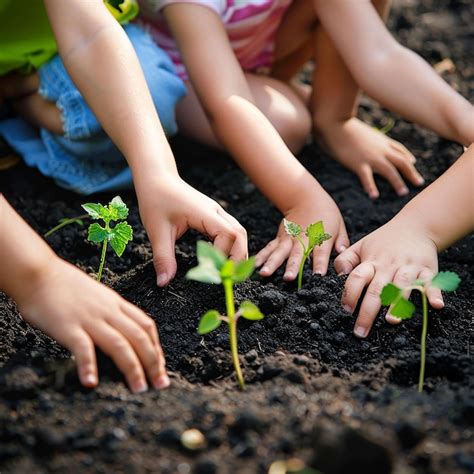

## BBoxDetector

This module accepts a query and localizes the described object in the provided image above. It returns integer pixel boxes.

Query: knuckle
[142,318,156,333]
[367,282,384,298]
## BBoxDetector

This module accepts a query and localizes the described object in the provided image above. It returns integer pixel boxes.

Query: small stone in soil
[258,289,286,313]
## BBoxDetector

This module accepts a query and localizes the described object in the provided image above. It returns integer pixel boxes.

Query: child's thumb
[150,226,178,287]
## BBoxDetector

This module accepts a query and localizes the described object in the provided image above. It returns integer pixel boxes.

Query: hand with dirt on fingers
[256,187,349,281]
[136,173,248,287]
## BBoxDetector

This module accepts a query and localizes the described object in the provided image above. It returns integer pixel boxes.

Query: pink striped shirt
[138,0,292,80]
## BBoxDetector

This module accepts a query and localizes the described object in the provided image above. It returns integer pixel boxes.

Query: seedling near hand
[81,196,133,282]
[186,241,264,389]
[284,219,331,290]
[380,271,461,393]
[44,214,89,238]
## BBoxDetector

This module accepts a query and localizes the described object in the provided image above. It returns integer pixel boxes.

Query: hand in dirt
[16,258,169,393]
[334,215,440,339]
[256,189,349,279]
[136,174,248,287]
[315,118,425,199]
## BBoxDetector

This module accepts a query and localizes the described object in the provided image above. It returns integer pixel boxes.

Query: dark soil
[0,1,473,473]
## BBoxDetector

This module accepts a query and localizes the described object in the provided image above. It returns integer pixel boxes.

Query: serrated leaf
[220,260,235,279]
[306,221,332,249]
[239,301,264,320]
[198,310,222,335]
[82,203,109,220]
[108,196,129,221]
[233,257,255,282]
[87,223,109,243]
[284,219,302,238]
[380,283,402,305]
[390,297,415,319]
[109,222,133,257]
[196,241,226,270]
[186,261,222,284]
[431,271,461,292]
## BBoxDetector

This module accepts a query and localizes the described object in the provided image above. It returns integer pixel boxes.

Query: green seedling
[81,196,133,282]
[284,219,331,290]
[186,241,264,389]
[44,214,89,238]
[380,271,461,392]
[374,117,395,135]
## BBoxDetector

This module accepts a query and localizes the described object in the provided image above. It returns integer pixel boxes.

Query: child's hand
[256,189,349,279]
[334,215,440,338]
[17,258,168,394]
[315,118,425,199]
[136,174,248,286]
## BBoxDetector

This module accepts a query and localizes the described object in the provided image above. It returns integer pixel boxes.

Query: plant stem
[97,239,108,282]
[418,290,428,392]
[297,252,310,290]
[223,277,245,389]
[44,214,89,238]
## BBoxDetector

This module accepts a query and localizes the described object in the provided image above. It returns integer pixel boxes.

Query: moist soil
[0,1,473,473]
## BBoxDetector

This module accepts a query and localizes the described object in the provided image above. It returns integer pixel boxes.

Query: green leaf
[233,257,255,282]
[108,196,129,221]
[380,283,402,305]
[87,223,109,243]
[107,0,125,12]
[412,279,425,287]
[306,221,332,249]
[431,271,461,292]
[186,261,222,284]
[81,203,109,221]
[109,222,133,257]
[284,219,302,238]
[196,241,226,270]
[239,301,264,320]
[220,260,235,279]
[198,310,222,335]
[390,297,415,319]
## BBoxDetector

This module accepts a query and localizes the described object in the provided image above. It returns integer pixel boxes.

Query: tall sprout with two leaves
[284,219,331,290]
[82,196,133,282]
[186,241,264,389]
[380,271,460,392]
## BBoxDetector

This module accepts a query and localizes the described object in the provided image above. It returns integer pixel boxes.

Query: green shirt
[0,0,139,76]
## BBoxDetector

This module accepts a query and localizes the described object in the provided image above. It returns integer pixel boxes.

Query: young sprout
[380,271,461,393]
[81,196,133,282]
[44,214,89,238]
[284,219,331,290]
[186,241,264,389]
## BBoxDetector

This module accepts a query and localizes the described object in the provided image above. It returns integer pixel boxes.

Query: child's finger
[386,266,418,324]
[216,207,248,260]
[283,241,304,281]
[341,262,375,314]
[355,270,396,338]
[255,239,279,267]
[149,224,178,287]
[89,322,148,394]
[106,314,168,390]
[122,302,161,348]
[389,141,416,163]
[67,329,98,388]
[418,268,444,309]
[358,165,379,199]
[334,244,361,276]
[259,238,293,276]
[334,223,350,253]
[387,151,424,186]
[376,161,409,196]
[311,238,332,275]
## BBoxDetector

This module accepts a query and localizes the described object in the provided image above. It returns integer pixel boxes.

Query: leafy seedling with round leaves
[284,219,331,290]
[82,196,133,282]
[186,241,264,389]
[380,271,461,392]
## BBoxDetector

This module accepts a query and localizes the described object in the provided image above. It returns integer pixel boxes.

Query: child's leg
[271,0,424,199]
[176,73,311,154]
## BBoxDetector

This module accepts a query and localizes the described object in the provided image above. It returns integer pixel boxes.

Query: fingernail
[339,245,347,252]
[434,298,444,307]
[417,177,425,185]
[82,373,98,387]
[399,187,409,196]
[354,325,368,338]
[338,271,348,277]
[154,374,170,390]
[386,315,402,324]
[343,304,353,313]
[284,271,294,280]
[156,274,168,287]
[369,193,378,200]
[260,266,269,275]
[132,379,148,394]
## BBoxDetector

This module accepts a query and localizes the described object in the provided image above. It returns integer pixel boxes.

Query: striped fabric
[138,0,292,80]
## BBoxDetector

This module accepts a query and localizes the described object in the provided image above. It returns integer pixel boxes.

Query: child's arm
[164,4,349,278]
[43,0,247,286]
[313,0,474,146]
[334,145,474,338]
[0,195,169,393]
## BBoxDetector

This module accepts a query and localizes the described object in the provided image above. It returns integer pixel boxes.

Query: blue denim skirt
[0,24,186,194]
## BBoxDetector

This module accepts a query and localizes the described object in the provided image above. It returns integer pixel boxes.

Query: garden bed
[0,0,473,473]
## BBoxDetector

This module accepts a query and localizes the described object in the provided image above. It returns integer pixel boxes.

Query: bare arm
[313,0,474,146]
